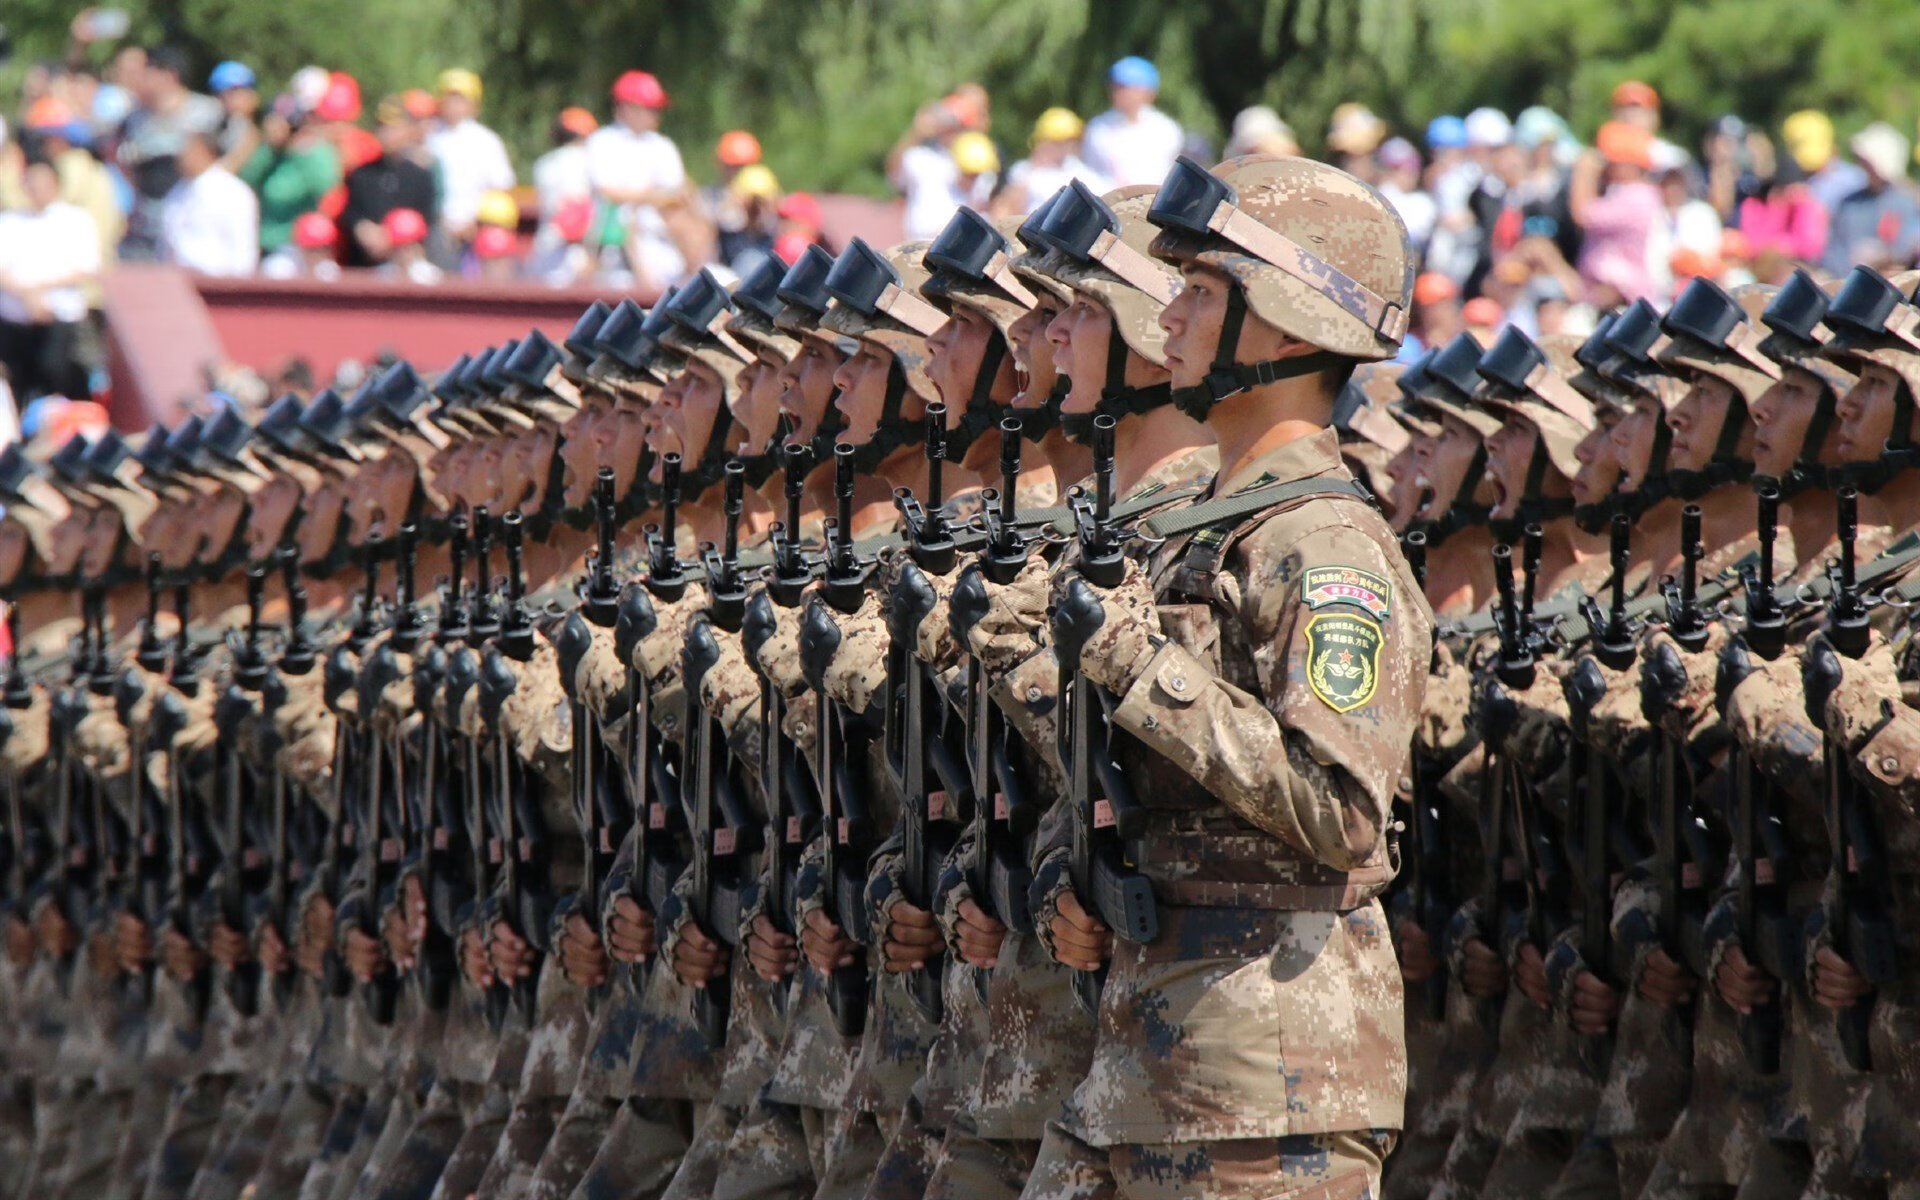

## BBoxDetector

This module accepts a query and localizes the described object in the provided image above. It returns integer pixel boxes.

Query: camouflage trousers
[427,1082,512,1200]
[1544,1134,1663,1200]
[923,1114,1037,1200]
[1481,1127,1580,1200]
[815,1107,891,1200]
[471,1091,563,1197]
[140,1071,237,1200]
[184,1076,282,1200]
[0,1076,34,1198]
[710,1096,816,1200]
[562,1095,695,1200]
[662,1098,745,1200]
[105,1077,178,1200]
[522,1092,619,1200]
[298,1081,391,1200]
[241,1080,340,1200]
[1377,1129,1448,1200]
[22,1078,130,1200]
[863,1089,944,1200]
[1021,1123,1396,1200]
[350,1078,463,1200]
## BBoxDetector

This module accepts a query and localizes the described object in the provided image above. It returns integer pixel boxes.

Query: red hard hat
[554,197,594,243]
[383,207,428,245]
[775,191,823,233]
[316,71,362,122]
[293,212,338,249]
[611,70,668,110]
[716,129,762,166]
[772,232,814,266]
[473,225,517,259]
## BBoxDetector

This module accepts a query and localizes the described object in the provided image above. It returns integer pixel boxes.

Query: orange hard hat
[1462,297,1505,327]
[1611,80,1659,111]
[1413,272,1459,306]
[558,106,598,138]
[716,130,762,167]
[1596,121,1654,169]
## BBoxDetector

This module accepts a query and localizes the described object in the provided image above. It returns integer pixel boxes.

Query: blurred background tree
[4,0,1919,193]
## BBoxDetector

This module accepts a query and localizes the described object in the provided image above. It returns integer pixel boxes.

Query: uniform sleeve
[1109,519,1428,869]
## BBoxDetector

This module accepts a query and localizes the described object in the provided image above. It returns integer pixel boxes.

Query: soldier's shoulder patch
[1301,564,1392,620]
[1305,612,1383,714]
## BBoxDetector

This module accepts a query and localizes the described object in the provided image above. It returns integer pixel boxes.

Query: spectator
[1570,121,1663,305]
[426,68,514,246]
[0,155,101,400]
[339,96,442,269]
[774,192,824,261]
[887,90,981,239]
[1822,123,1920,274]
[1081,57,1183,186]
[1700,114,1766,221]
[262,212,341,281]
[1406,272,1461,361]
[208,60,261,172]
[240,100,342,256]
[377,209,442,284]
[586,70,697,288]
[116,46,225,260]
[161,128,259,277]
[718,164,781,275]
[1223,105,1299,159]
[1738,162,1828,265]
[17,100,122,274]
[714,130,762,188]
[1375,138,1435,254]
[1511,106,1579,265]
[473,224,518,281]
[1656,163,1724,275]
[535,107,598,223]
[91,43,145,135]
[1609,80,1687,172]
[1784,109,1866,217]
[993,107,1110,218]
[1325,102,1387,181]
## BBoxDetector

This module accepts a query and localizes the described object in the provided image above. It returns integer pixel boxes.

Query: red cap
[401,88,438,119]
[775,191,823,233]
[554,197,594,243]
[1611,80,1659,111]
[1462,297,1505,327]
[293,212,338,249]
[1413,272,1459,306]
[717,129,762,167]
[316,71,362,123]
[383,207,428,246]
[772,232,814,266]
[473,225,517,259]
[611,70,668,110]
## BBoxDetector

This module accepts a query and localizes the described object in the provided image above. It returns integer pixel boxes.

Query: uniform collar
[1212,425,1346,499]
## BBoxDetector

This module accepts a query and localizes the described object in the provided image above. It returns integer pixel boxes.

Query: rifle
[217,566,271,1016]
[1477,544,1534,988]
[800,442,876,1038]
[444,643,509,1028]
[136,554,170,673]
[153,686,209,1017]
[469,507,498,642]
[1730,482,1790,1073]
[1820,486,1895,1071]
[479,643,539,1024]
[565,469,625,1003]
[1653,505,1713,983]
[1055,415,1159,1015]
[1400,530,1450,1021]
[1505,533,1571,958]
[355,632,403,1025]
[441,513,471,643]
[277,544,316,676]
[888,407,969,1023]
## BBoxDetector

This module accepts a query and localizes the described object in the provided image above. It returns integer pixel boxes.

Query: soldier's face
[779,335,845,443]
[245,474,302,560]
[1382,441,1422,530]
[1835,363,1902,463]
[928,305,1007,411]
[602,400,649,496]
[1484,419,1542,519]
[677,361,728,462]
[1412,417,1483,517]
[78,503,124,577]
[354,450,418,539]
[297,484,346,561]
[1009,294,1064,409]
[1750,369,1828,477]
[1160,265,1229,391]
[1611,402,1661,490]
[1049,293,1116,414]
[1667,374,1747,471]
[830,342,896,446]
[559,407,603,509]
[1570,419,1622,507]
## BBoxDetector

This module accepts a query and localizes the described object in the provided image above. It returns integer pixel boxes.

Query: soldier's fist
[745,913,798,983]
[881,898,941,974]
[343,926,389,984]
[486,920,535,982]
[800,908,857,974]
[5,915,34,966]
[670,920,729,989]
[1812,946,1872,1011]
[207,919,252,971]
[36,904,78,960]
[1635,947,1697,1008]
[114,911,152,974]
[296,894,336,979]
[954,899,1006,969]
[255,921,290,978]
[381,876,428,972]
[559,913,610,989]
[160,926,206,982]
[606,896,656,964]
[459,926,493,988]
[1047,891,1112,973]
[1570,970,1622,1034]
[1395,919,1438,984]
[1461,938,1507,998]
[1714,944,1776,1014]
[1514,942,1550,1009]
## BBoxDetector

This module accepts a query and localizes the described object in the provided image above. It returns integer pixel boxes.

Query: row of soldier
[0,149,1914,1200]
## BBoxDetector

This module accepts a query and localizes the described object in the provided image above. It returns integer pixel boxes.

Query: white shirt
[427,118,516,230]
[896,143,966,239]
[585,124,688,278]
[533,143,593,219]
[0,202,101,323]
[1378,183,1438,252]
[1004,154,1111,213]
[1081,106,1184,187]
[161,166,259,277]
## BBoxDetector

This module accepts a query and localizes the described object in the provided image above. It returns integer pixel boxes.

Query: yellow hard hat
[476,189,519,229]
[950,131,999,176]
[1030,106,1084,146]
[1781,109,1834,172]
[729,163,780,201]
[436,68,483,104]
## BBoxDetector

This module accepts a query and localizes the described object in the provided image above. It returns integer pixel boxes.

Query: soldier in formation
[3,152,1919,1200]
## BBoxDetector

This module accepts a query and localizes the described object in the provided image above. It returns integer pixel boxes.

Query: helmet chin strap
[946,332,1010,459]
[844,361,917,474]
[1171,285,1347,421]
[1668,393,1753,500]
[1419,445,1489,545]
[1017,378,1070,443]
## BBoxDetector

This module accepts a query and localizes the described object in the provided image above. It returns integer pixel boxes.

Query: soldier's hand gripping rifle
[214,566,272,1017]
[1475,543,1534,985]
[355,629,403,1026]
[1810,486,1895,1071]
[888,406,971,1023]
[150,686,209,1016]
[799,442,876,1038]
[1648,505,1714,988]
[1729,482,1791,1073]
[1053,415,1159,1015]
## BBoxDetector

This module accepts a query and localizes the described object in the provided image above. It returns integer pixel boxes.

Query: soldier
[1018,152,1428,1199]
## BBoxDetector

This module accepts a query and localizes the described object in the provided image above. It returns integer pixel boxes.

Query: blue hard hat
[1108,56,1160,90]
[209,61,256,93]
[1426,114,1467,150]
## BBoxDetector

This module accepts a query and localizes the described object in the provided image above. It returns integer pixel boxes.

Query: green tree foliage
[7,0,1920,195]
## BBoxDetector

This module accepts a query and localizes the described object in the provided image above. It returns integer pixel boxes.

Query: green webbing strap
[1137,477,1374,542]
[1017,482,1210,538]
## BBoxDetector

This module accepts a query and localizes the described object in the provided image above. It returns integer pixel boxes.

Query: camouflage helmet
[920,209,1038,338]
[1567,312,1636,417]
[820,239,941,407]
[1010,189,1072,304]
[1754,267,1856,398]
[1147,154,1413,362]
[1473,329,1596,478]
[1400,332,1501,438]
[1030,183,1179,365]
[659,267,753,391]
[726,256,801,360]
[1653,278,1781,406]
[1821,267,1920,399]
